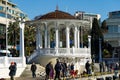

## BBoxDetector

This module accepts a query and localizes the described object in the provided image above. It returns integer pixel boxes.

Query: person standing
[49,62,54,80]
[70,63,75,78]
[85,61,91,74]
[62,61,67,78]
[45,62,51,80]
[9,62,17,80]
[31,62,37,78]
[99,62,103,73]
[54,59,61,80]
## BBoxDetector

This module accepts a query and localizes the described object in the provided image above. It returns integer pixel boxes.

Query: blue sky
[13,0,120,21]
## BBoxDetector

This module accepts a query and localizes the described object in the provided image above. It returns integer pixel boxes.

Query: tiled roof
[38,10,76,20]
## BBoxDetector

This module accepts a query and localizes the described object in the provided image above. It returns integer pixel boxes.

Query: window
[0,13,6,17]
[110,11,120,18]
[118,26,120,33]
[0,24,6,35]
[108,25,118,33]
[2,1,5,5]
[12,10,14,14]
[0,6,3,11]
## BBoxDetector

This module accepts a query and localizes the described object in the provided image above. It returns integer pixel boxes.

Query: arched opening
[59,26,66,48]
[50,28,55,48]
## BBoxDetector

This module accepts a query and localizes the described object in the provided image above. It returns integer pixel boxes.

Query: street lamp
[99,38,102,62]
[5,0,8,56]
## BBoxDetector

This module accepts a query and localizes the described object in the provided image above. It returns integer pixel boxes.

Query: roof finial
[56,5,59,10]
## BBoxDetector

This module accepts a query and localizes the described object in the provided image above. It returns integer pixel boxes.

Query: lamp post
[19,17,26,67]
[99,38,102,62]
[5,0,8,56]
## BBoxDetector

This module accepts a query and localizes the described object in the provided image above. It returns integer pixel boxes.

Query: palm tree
[8,21,20,56]
[8,21,19,46]
[24,25,36,56]
[8,20,36,56]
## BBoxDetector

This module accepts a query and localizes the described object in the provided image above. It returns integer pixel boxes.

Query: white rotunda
[27,9,91,74]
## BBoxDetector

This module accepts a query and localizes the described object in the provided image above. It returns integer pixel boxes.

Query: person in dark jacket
[62,61,67,78]
[31,62,37,78]
[99,62,103,72]
[9,62,17,80]
[70,63,75,77]
[85,61,91,74]
[45,61,51,80]
[54,59,61,80]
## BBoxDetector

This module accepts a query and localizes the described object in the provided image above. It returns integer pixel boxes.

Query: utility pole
[5,0,8,56]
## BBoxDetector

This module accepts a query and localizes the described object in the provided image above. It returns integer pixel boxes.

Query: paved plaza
[4,64,120,80]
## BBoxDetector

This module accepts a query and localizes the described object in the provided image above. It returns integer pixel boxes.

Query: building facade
[0,0,28,49]
[74,11,101,28]
[104,11,120,47]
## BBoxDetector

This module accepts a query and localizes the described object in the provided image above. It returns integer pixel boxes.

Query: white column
[19,19,26,67]
[58,30,60,48]
[55,22,59,48]
[40,33,43,48]
[77,28,80,48]
[36,26,42,49]
[55,28,59,48]
[80,26,83,48]
[38,27,41,48]
[66,27,70,48]
[19,19,25,57]
[48,31,50,48]
[90,17,93,28]
[44,25,48,48]
[74,27,77,48]
[88,35,91,53]
[36,27,39,49]
[88,35,91,49]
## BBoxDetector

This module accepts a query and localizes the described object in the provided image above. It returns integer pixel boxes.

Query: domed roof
[37,10,76,20]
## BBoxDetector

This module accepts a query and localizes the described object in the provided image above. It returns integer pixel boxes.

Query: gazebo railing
[28,47,91,62]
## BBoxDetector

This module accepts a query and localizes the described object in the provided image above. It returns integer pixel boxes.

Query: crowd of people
[44,59,79,80]
[3,55,120,80]
[7,60,119,80]
[99,61,119,73]
[30,60,120,80]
